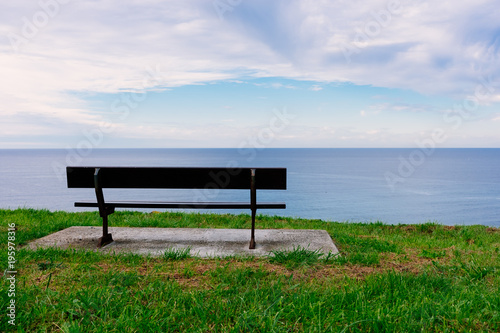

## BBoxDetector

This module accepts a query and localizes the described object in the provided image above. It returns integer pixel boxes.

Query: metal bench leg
[249,168,256,249]
[94,168,114,248]
[249,208,256,249]
[97,214,113,248]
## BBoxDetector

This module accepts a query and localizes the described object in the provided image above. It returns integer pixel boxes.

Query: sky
[1,0,499,148]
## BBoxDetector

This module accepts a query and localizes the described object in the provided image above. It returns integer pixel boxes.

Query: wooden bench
[66,167,286,249]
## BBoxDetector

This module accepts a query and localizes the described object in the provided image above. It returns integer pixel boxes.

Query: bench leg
[97,215,113,248]
[249,208,256,249]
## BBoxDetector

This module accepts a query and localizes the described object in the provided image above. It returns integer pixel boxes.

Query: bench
[66,167,287,249]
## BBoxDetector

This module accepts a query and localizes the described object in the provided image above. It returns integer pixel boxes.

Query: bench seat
[75,201,286,209]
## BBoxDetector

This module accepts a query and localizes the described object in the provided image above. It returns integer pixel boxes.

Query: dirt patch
[402,225,416,232]
[27,247,462,292]
[292,248,458,282]
[170,273,207,288]
[96,262,113,273]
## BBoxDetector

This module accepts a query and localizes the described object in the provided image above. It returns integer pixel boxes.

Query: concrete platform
[26,227,339,258]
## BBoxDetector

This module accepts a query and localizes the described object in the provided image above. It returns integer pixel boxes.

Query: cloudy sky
[1,0,499,148]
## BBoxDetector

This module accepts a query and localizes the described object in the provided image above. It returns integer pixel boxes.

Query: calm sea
[1,148,499,227]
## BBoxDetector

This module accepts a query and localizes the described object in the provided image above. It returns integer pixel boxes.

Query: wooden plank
[67,167,286,190]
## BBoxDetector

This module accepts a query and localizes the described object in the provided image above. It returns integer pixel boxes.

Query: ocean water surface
[1,148,499,227]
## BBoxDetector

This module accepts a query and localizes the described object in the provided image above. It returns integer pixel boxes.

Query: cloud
[254,82,298,89]
[367,102,437,114]
[490,113,500,121]
[1,0,499,146]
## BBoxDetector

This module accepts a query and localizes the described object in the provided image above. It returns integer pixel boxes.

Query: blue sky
[1,0,499,148]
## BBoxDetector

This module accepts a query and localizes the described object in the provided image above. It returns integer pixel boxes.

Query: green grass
[419,248,447,259]
[162,247,192,261]
[268,245,329,269]
[1,208,500,332]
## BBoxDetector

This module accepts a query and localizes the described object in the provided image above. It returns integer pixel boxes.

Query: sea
[1,148,499,227]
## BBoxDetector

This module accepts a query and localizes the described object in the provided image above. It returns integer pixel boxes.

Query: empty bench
[66,167,287,249]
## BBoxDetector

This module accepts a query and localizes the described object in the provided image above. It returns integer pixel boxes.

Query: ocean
[1,148,499,227]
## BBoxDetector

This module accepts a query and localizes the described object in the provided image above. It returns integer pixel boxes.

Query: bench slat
[67,167,286,190]
[75,201,286,209]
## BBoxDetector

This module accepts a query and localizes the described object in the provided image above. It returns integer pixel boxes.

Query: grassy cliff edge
[1,209,499,332]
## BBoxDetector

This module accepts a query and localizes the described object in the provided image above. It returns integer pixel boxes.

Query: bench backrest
[66,167,286,190]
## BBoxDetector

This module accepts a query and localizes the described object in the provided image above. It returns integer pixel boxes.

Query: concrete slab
[26,226,339,258]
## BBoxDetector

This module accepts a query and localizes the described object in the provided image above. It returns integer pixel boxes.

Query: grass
[162,247,192,261]
[1,208,499,332]
[268,245,329,269]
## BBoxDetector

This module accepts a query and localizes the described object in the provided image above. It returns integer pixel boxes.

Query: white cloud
[368,102,436,114]
[1,0,499,146]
